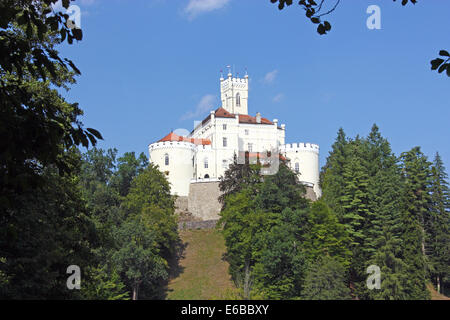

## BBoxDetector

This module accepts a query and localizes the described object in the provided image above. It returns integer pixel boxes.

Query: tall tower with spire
[220,67,249,115]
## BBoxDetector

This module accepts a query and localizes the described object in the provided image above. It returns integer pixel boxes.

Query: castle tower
[281,143,321,198]
[220,68,249,115]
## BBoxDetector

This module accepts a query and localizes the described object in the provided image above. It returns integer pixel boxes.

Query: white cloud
[273,93,284,103]
[262,69,278,84]
[184,0,231,20]
[181,94,217,120]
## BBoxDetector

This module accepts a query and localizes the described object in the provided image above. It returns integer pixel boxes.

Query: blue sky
[58,0,450,171]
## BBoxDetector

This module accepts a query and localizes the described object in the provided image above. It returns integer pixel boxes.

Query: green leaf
[60,28,66,42]
[72,28,83,41]
[317,23,326,35]
[86,128,104,140]
[430,58,444,70]
[439,50,450,57]
[438,63,448,74]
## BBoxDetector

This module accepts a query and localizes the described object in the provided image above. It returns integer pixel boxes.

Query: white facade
[148,72,321,198]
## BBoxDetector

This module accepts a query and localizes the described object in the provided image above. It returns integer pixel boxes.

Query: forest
[218,125,450,299]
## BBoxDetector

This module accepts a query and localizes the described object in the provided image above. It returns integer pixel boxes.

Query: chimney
[256,112,261,124]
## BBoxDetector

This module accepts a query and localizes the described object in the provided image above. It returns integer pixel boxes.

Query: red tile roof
[238,114,272,125]
[207,107,273,125]
[214,107,235,118]
[158,132,211,145]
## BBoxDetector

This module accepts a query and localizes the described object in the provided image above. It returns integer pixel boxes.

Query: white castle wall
[194,144,215,179]
[148,141,196,197]
[281,142,321,198]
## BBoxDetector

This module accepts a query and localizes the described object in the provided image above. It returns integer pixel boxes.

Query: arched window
[295,162,300,173]
[204,157,208,169]
[204,174,210,179]
[164,153,169,166]
[236,93,240,107]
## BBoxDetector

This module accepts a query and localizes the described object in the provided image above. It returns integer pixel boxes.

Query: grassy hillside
[167,229,449,300]
[167,229,236,300]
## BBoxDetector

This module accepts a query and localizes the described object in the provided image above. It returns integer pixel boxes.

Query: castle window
[223,124,227,130]
[236,93,241,107]
[223,137,227,147]
[204,174,210,179]
[295,162,299,173]
[204,158,208,169]
[164,153,169,166]
[248,143,253,153]
[245,129,249,135]
[222,159,227,168]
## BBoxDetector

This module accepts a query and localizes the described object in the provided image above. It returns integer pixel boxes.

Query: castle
[148,70,320,220]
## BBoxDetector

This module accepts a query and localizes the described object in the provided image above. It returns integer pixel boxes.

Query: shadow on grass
[150,236,188,300]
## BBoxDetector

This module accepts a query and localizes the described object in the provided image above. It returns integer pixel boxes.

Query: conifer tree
[364,125,407,299]
[399,147,431,299]
[321,128,348,218]
[428,152,450,294]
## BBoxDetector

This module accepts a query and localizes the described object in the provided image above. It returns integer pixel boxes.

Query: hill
[167,229,449,300]
[167,229,236,300]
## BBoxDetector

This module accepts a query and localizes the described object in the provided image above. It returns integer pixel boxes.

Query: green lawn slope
[167,229,236,300]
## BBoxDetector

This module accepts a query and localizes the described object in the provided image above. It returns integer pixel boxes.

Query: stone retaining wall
[178,219,219,230]
[188,181,222,220]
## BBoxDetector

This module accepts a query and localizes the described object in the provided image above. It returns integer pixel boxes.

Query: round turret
[148,141,196,197]
[281,142,321,198]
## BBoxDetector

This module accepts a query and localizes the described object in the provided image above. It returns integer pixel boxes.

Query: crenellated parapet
[280,142,319,154]
[148,141,197,151]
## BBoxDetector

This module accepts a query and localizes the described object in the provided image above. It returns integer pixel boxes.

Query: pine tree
[399,147,431,299]
[321,128,349,218]
[363,125,408,299]
[428,152,450,294]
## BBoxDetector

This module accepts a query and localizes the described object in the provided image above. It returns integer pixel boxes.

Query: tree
[320,128,348,219]
[255,162,308,213]
[340,138,369,249]
[220,188,267,282]
[218,153,261,206]
[118,164,180,299]
[303,201,351,268]
[364,126,408,299]
[81,265,129,300]
[252,207,309,299]
[428,152,450,294]
[0,150,97,299]
[113,217,168,300]
[1,0,102,214]
[301,255,351,300]
[321,125,438,299]
[111,152,148,197]
[399,147,431,299]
